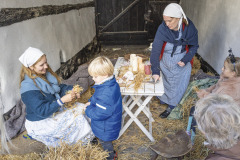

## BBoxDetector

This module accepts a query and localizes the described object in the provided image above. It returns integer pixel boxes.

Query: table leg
[131,96,155,122]
[121,95,142,133]
[122,95,135,119]
[122,95,134,129]
[118,96,155,141]
[134,96,154,135]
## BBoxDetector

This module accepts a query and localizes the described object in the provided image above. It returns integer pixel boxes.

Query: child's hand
[83,102,90,110]
[197,90,209,98]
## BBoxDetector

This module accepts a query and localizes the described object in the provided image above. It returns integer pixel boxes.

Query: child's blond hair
[88,56,114,76]
[194,94,240,149]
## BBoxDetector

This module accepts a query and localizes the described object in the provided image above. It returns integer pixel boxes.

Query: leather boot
[159,109,171,118]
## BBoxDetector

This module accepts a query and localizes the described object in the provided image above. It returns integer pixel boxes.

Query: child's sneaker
[23,134,35,140]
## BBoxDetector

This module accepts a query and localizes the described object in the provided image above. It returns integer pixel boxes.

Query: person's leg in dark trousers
[99,139,114,160]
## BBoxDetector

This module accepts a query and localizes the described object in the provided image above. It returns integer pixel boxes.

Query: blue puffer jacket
[85,77,122,141]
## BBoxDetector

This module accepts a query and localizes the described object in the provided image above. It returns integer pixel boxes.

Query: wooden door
[147,0,179,41]
[95,0,149,45]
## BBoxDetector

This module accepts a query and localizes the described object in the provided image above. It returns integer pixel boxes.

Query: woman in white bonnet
[150,3,199,118]
[19,47,94,147]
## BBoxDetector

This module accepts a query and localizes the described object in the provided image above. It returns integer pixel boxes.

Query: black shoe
[159,110,171,118]
[90,137,98,145]
[107,150,117,160]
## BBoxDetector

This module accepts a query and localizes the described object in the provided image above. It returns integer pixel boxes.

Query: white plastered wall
[0,0,96,113]
[180,0,240,73]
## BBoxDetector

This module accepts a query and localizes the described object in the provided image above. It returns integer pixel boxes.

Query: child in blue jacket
[84,56,122,160]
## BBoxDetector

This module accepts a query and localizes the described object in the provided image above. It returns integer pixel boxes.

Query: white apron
[25,102,94,147]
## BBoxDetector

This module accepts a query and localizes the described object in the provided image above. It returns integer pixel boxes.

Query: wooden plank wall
[148,0,179,40]
[96,0,180,45]
[96,0,148,45]
[96,0,147,32]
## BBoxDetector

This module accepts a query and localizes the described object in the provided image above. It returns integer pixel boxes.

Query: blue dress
[21,73,94,147]
[150,18,199,106]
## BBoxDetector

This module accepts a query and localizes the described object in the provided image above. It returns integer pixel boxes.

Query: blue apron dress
[159,30,192,106]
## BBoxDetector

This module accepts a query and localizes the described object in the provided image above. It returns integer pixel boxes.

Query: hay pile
[44,142,108,160]
[0,87,100,160]
[113,96,210,160]
[0,142,109,160]
[64,85,84,108]
[0,54,211,160]
[111,56,210,159]
[0,153,42,160]
[126,72,146,92]
[191,56,201,75]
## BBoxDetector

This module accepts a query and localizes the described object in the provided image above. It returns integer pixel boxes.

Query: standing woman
[150,3,199,118]
[19,47,94,147]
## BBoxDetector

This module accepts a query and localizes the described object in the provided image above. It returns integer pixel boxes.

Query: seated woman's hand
[152,74,160,82]
[71,89,76,99]
[177,61,185,67]
[75,92,81,99]
[61,93,75,103]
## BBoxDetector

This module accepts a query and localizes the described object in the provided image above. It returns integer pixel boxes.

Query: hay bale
[191,56,201,75]
[44,142,108,160]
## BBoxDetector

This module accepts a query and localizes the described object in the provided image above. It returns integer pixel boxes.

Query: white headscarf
[163,3,188,30]
[19,47,44,67]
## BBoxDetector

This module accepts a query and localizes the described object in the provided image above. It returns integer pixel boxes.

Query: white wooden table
[114,57,164,142]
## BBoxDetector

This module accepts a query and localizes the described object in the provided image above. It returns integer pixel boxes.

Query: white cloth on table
[25,102,94,147]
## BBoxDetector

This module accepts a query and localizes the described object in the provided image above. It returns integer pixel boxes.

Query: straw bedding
[0,55,212,159]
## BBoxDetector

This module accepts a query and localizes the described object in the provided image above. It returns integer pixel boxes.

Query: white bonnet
[163,3,188,30]
[19,47,44,67]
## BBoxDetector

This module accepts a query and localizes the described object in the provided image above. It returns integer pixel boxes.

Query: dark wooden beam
[100,31,148,35]
[0,1,94,27]
[149,1,179,4]
[99,31,148,45]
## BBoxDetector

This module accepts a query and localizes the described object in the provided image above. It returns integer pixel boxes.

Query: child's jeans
[99,139,114,160]
[186,106,197,144]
